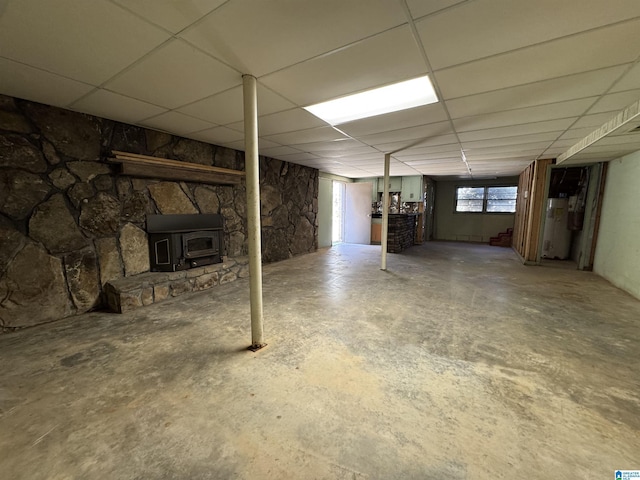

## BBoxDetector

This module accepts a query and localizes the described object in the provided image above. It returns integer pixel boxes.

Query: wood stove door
[182,231,219,259]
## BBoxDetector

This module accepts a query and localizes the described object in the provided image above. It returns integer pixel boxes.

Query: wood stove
[147,214,224,272]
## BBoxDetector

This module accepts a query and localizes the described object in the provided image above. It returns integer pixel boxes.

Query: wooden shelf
[107,150,245,186]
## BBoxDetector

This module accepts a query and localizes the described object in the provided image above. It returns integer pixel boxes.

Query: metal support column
[381,153,390,270]
[242,74,265,350]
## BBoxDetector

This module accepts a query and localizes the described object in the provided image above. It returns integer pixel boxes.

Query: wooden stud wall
[513,158,553,263]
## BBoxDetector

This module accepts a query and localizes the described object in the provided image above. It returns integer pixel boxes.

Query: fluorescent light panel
[304,76,438,126]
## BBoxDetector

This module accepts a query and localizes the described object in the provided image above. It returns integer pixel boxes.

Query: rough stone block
[119,290,143,313]
[0,134,47,172]
[170,280,191,297]
[79,192,120,235]
[0,243,72,328]
[119,223,149,276]
[29,194,88,254]
[194,272,218,291]
[148,182,197,214]
[186,266,207,278]
[67,182,95,209]
[64,247,100,312]
[0,110,32,133]
[67,161,111,182]
[141,287,154,306]
[154,284,169,303]
[49,167,76,190]
[167,271,186,281]
[0,170,50,220]
[238,264,250,278]
[204,263,225,273]
[25,103,101,161]
[194,186,219,214]
[95,237,123,286]
[219,271,237,285]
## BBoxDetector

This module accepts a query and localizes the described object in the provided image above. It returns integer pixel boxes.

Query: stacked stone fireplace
[0,95,319,331]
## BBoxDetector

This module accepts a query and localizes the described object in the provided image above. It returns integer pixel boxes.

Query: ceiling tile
[276,152,323,162]
[465,142,555,156]
[416,0,640,70]
[251,108,327,136]
[263,126,348,145]
[0,58,94,107]
[460,132,563,149]
[176,84,295,125]
[445,65,628,117]
[375,134,460,153]
[338,103,448,137]
[261,26,426,106]
[611,62,640,93]
[141,111,216,135]
[546,138,580,149]
[557,126,605,140]
[112,0,226,34]
[404,157,463,165]
[222,138,282,151]
[259,146,303,157]
[0,0,169,85]
[358,122,454,146]
[457,119,576,142]
[392,144,461,157]
[187,127,244,146]
[180,0,407,76]
[406,0,470,19]
[292,138,363,152]
[571,112,622,129]
[588,89,640,114]
[106,39,241,109]
[434,19,640,99]
[453,97,596,132]
[71,89,167,124]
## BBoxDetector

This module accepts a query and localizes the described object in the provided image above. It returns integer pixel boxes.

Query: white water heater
[541,198,571,260]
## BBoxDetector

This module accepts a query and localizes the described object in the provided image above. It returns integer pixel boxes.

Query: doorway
[331,181,372,245]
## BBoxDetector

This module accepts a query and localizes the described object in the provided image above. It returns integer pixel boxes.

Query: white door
[344,183,372,244]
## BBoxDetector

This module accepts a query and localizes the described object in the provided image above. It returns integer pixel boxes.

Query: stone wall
[0,95,318,331]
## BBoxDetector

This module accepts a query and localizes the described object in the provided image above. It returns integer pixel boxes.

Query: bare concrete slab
[1,242,639,479]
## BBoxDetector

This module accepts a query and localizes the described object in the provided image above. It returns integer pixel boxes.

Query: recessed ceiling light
[303,76,438,126]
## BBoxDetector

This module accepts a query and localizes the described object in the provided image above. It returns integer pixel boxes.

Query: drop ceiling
[1,0,640,179]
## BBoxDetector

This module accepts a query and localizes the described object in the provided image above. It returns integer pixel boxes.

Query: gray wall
[594,151,640,299]
[435,177,518,243]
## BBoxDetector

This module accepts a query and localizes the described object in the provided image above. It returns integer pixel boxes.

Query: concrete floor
[1,242,639,479]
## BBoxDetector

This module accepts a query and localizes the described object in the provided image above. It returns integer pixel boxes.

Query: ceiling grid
[1,0,639,177]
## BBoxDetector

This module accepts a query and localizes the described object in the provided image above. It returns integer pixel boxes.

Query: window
[455,186,517,213]
[455,187,485,212]
[486,186,518,213]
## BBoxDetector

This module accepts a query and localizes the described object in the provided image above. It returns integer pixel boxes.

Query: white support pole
[242,74,265,349]
[381,153,390,271]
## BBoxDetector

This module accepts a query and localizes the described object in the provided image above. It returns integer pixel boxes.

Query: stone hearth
[105,257,249,313]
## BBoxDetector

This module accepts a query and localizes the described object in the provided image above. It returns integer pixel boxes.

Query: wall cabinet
[401,176,423,202]
[377,176,402,192]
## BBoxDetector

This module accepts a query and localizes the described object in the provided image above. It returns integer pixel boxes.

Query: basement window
[455,186,517,213]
